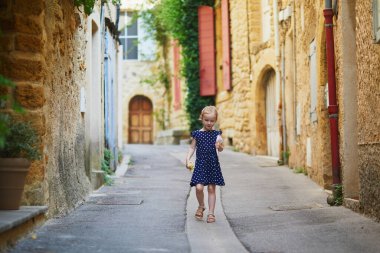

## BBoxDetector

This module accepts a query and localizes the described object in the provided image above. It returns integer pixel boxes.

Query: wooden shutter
[198,6,216,96]
[221,0,231,91]
[173,40,181,110]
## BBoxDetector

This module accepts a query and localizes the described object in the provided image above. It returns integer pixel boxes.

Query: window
[119,11,156,61]
[373,0,380,43]
[120,12,138,60]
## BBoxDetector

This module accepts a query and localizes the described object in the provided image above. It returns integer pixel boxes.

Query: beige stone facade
[282,0,332,188]
[0,0,121,216]
[275,0,380,220]
[334,0,380,220]
[212,0,380,220]
[166,42,188,131]
[120,1,188,145]
[215,0,254,153]
[214,0,338,189]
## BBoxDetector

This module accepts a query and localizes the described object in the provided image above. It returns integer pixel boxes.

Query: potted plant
[0,115,41,210]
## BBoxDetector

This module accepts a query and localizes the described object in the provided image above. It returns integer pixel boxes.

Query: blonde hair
[199,106,218,120]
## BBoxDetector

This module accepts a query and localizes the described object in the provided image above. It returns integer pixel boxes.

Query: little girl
[186,106,225,223]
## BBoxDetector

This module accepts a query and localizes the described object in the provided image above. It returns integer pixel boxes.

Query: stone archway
[128,95,153,144]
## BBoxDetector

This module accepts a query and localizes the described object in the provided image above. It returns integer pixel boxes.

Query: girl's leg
[195,184,205,207]
[207,184,216,214]
[195,184,205,219]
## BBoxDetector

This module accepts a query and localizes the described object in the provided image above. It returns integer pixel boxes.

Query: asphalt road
[7,144,380,253]
[9,145,191,253]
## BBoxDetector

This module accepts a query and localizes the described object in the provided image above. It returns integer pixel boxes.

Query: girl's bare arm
[216,135,224,152]
[186,138,196,166]
[216,142,224,152]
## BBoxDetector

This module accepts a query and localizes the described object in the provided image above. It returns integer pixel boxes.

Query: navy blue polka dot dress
[190,130,225,187]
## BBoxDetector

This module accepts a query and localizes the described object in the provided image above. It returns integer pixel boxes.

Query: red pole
[323,8,341,185]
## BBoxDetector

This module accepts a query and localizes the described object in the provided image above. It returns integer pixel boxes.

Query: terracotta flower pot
[0,158,31,210]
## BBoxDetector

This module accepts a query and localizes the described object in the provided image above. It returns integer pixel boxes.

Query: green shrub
[101,148,114,185]
[333,184,343,206]
[0,30,39,160]
[0,118,41,160]
[0,74,24,148]
[293,167,306,174]
[118,150,123,164]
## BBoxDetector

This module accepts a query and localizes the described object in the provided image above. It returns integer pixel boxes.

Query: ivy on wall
[150,0,216,131]
[74,0,120,15]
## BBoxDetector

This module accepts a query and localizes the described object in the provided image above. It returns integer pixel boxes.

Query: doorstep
[0,206,48,251]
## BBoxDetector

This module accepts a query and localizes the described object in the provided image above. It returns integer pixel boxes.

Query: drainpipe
[324,0,341,185]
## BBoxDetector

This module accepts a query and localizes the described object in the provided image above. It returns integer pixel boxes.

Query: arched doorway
[128,95,153,144]
[264,69,280,157]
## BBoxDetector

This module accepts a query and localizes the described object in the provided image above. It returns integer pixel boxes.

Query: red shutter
[173,40,181,110]
[221,0,231,90]
[198,6,216,96]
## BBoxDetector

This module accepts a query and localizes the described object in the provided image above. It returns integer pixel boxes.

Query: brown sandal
[207,213,215,223]
[195,206,205,220]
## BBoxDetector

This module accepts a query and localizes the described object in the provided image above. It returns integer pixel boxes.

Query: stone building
[212,0,285,156]
[212,0,379,220]
[213,0,330,186]
[275,0,332,188]
[120,0,188,145]
[333,0,380,220]
[191,0,380,220]
[0,0,122,217]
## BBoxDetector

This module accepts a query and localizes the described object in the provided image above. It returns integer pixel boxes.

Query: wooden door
[265,71,280,157]
[129,96,153,144]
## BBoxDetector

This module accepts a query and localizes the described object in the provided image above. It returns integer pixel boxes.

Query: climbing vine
[74,0,121,15]
[143,0,215,131]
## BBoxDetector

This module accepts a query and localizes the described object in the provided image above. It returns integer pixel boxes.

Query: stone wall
[215,0,333,187]
[216,0,252,153]
[280,0,332,188]
[0,0,92,216]
[166,41,188,131]
[354,1,380,220]
[121,60,165,143]
[334,0,360,206]
[151,40,189,145]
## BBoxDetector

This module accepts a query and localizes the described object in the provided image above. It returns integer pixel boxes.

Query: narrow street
[1,1,380,252]
[7,145,380,253]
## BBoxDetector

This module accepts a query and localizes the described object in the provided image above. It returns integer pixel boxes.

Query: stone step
[0,206,47,252]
